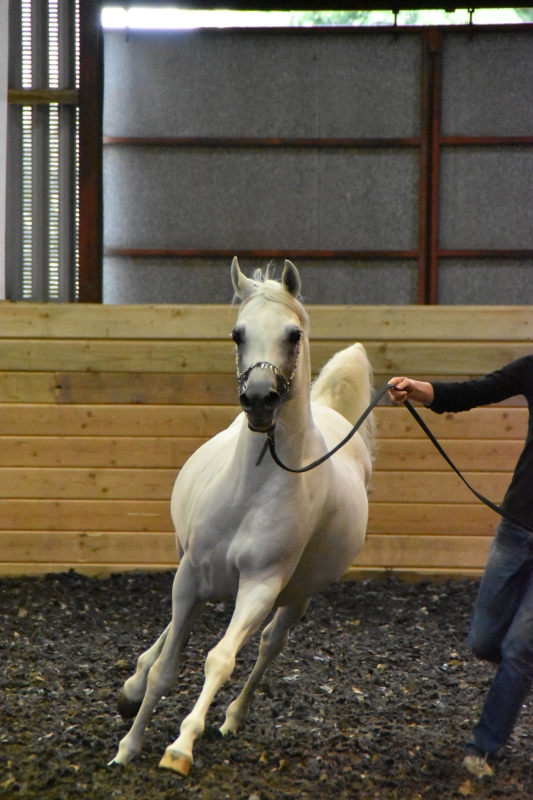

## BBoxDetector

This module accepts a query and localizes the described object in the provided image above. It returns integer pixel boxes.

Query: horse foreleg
[118,623,171,719]
[109,557,203,767]
[159,574,283,777]
[220,597,310,735]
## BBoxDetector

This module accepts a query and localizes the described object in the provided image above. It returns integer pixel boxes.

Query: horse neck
[271,338,314,460]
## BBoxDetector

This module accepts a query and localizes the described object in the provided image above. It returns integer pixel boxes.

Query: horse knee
[205,646,235,684]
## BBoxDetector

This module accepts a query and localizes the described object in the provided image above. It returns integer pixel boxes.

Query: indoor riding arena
[2,2,533,799]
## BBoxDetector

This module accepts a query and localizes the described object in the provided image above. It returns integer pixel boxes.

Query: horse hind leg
[117,623,171,719]
[220,597,310,736]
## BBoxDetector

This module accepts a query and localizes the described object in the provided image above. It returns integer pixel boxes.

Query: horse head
[231,257,306,432]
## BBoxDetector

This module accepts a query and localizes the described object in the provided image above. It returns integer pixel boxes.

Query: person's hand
[388,377,434,406]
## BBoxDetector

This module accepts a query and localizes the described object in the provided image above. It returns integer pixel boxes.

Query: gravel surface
[2,571,533,799]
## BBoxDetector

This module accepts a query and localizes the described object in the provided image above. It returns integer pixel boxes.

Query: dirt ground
[2,571,533,800]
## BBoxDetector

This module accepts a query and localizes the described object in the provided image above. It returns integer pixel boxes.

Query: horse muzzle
[239,372,282,431]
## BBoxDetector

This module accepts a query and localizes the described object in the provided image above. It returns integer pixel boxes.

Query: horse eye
[232,328,243,345]
[288,329,302,345]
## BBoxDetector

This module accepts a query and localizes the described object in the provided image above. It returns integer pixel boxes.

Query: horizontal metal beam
[105,248,419,259]
[105,248,533,261]
[8,89,79,105]
[440,136,533,147]
[439,250,533,259]
[103,136,420,148]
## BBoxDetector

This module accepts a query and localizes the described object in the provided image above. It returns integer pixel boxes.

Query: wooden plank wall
[0,303,531,580]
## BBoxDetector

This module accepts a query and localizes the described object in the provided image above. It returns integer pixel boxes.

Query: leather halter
[236,336,302,413]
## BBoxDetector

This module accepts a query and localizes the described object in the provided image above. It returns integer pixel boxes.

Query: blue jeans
[468,517,533,754]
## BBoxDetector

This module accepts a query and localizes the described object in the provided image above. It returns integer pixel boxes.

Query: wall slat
[0,303,531,341]
[375,439,524,472]
[0,339,530,374]
[0,436,207,467]
[0,499,498,534]
[0,404,240,436]
[0,404,527,438]
[0,467,510,502]
[0,468,177,499]
[0,531,492,569]
[0,370,524,406]
[369,471,509,504]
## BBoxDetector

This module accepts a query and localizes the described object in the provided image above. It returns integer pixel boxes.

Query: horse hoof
[117,689,142,720]
[159,749,192,776]
[219,719,238,736]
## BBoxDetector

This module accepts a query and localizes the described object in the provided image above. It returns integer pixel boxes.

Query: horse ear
[282,260,301,297]
[231,257,255,300]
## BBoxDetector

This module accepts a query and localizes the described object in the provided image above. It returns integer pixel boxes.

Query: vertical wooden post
[78,0,103,302]
[417,28,442,305]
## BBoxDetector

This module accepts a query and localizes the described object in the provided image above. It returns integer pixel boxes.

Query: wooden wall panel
[0,302,529,579]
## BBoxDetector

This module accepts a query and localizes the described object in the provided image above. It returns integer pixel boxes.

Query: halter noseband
[236,336,302,417]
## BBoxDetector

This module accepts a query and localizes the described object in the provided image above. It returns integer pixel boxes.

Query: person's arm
[388,377,434,406]
[389,356,531,414]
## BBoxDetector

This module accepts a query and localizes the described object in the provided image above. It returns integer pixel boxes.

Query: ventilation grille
[9,0,79,301]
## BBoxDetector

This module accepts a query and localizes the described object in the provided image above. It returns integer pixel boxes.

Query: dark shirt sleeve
[429,357,529,414]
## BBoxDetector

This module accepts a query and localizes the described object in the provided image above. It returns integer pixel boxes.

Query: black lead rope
[261,382,533,535]
[402,399,533,535]
[260,383,392,473]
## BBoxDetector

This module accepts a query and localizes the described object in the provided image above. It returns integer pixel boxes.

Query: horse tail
[310,343,376,458]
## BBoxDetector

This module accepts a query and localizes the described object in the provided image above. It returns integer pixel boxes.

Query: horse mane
[235,266,310,333]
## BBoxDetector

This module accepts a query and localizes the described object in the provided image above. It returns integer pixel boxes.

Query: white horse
[110,258,374,775]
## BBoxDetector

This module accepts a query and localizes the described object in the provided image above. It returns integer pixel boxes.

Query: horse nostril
[240,393,252,410]
[265,391,280,408]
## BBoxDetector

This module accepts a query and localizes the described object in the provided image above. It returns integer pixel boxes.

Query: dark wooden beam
[78,0,103,302]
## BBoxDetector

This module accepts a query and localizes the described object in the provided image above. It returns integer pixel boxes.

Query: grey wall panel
[441,32,533,137]
[297,260,417,304]
[103,256,417,305]
[439,148,533,249]
[317,150,418,250]
[104,147,418,251]
[104,147,318,250]
[316,33,420,138]
[104,258,236,304]
[104,30,420,139]
[438,260,533,305]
